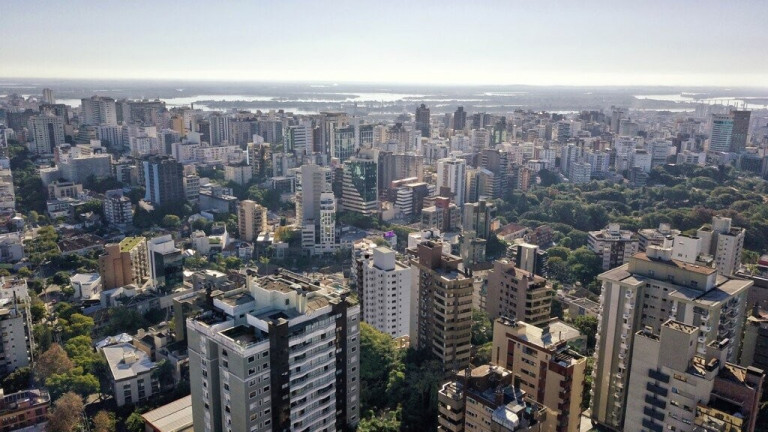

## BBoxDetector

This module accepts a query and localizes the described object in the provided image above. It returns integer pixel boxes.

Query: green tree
[46,368,99,400]
[473,342,492,366]
[572,315,598,352]
[357,408,401,432]
[2,366,32,393]
[52,271,71,286]
[471,309,493,346]
[92,410,115,432]
[360,322,400,411]
[161,214,181,228]
[60,314,94,340]
[125,412,146,432]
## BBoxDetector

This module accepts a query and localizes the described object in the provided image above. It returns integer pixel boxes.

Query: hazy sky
[2,0,767,86]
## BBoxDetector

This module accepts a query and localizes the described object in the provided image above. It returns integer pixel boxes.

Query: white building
[0,233,24,263]
[102,343,158,407]
[360,247,412,338]
[436,157,466,206]
[697,216,745,277]
[104,189,132,227]
[27,115,65,155]
[70,273,102,299]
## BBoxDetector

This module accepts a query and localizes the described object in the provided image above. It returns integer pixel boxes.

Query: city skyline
[2,0,767,87]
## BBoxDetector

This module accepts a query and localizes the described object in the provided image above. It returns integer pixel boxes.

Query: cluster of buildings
[1,88,768,431]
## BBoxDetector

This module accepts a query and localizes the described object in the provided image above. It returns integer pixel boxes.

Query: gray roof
[142,395,193,432]
[102,343,155,381]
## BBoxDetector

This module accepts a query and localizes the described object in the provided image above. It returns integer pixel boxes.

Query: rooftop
[634,251,717,275]
[141,395,193,432]
[102,342,155,381]
[663,319,699,334]
[119,236,145,252]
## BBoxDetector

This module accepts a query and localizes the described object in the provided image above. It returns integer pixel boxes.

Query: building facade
[486,259,551,326]
[187,269,360,432]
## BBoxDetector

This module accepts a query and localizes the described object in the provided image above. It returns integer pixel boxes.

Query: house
[102,342,159,407]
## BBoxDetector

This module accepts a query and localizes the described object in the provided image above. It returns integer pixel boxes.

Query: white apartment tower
[26,115,65,155]
[360,246,413,338]
[436,157,466,206]
[187,269,361,432]
[697,216,745,277]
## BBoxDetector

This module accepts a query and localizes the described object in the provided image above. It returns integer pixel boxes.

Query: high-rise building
[437,364,554,432]
[410,241,473,371]
[462,199,495,240]
[103,189,133,227]
[509,242,547,277]
[238,200,267,242]
[479,149,509,199]
[333,125,356,163]
[415,104,430,138]
[590,247,752,430]
[314,192,336,252]
[342,149,378,216]
[187,269,361,432]
[486,259,551,325]
[26,115,64,154]
[285,123,312,156]
[492,318,586,432]
[209,113,230,146]
[98,237,149,290]
[298,164,331,224]
[731,110,751,153]
[587,223,639,270]
[697,216,745,277]
[453,106,467,131]
[41,88,55,104]
[436,157,466,207]
[143,156,184,205]
[359,246,413,338]
[624,320,764,432]
[709,113,734,153]
[147,235,183,289]
[741,306,768,377]
[81,96,117,126]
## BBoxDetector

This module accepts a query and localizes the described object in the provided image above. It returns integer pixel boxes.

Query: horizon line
[2,76,768,90]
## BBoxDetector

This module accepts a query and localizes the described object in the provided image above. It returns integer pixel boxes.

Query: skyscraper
[342,149,378,215]
[590,246,752,430]
[415,103,430,138]
[142,156,185,205]
[410,241,473,371]
[81,96,117,126]
[436,157,466,207]
[333,125,356,163]
[187,269,361,432]
[453,106,466,131]
[730,110,751,153]
[708,113,734,153]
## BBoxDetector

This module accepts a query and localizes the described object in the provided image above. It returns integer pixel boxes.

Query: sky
[1,0,767,87]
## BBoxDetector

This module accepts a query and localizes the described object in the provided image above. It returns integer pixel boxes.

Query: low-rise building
[70,273,101,300]
[587,223,639,270]
[0,389,51,432]
[142,395,193,432]
[102,342,159,407]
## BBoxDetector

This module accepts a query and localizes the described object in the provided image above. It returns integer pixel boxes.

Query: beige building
[486,259,551,326]
[625,319,764,432]
[98,236,149,290]
[587,223,639,270]
[590,246,752,431]
[237,199,267,242]
[410,241,473,371]
[437,365,555,432]
[492,318,586,432]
